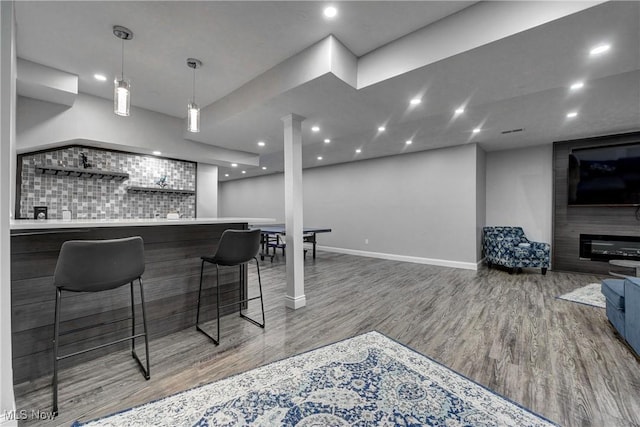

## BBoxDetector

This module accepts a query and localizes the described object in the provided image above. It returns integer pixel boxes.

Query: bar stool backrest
[54,236,145,292]
[211,229,261,266]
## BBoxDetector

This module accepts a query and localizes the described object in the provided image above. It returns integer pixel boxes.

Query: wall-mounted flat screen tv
[568,142,640,206]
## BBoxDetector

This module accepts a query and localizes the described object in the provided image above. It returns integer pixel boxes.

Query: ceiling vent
[501,128,524,135]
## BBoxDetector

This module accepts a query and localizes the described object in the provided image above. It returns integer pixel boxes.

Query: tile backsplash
[19,146,196,219]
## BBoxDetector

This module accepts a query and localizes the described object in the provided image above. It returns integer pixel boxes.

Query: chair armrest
[529,241,550,254]
[512,241,550,265]
[624,277,640,355]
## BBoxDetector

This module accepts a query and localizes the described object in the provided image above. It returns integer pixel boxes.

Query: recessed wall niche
[17,146,196,220]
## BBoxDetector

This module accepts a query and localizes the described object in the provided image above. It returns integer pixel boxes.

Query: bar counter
[10,217,273,230]
[10,217,273,382]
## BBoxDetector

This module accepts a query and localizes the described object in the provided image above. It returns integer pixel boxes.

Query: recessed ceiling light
[472,128,481,133]
[317,156,323,160]
[323,6,337,18]
[378,126,386,132]
[570,81,584,90]
[231,163,238,167]
[566,111,578,118]
[224,173,229,177]
[152,151,161,156]
[324,139,331,143]
[242,170,246,174]
[410,98,422,105]
[405,140,412,145]
[262,166,267,170]
[455,107,465,114]
[355,148,362,153]
[311,126,320,132]
[94,74,107,81]
[257,141,265,147]
[589,44,610,56]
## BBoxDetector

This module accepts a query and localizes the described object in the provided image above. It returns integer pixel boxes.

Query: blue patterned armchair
[482,226,550,275]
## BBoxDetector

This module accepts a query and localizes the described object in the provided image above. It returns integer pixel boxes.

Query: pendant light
[113,25,133,117]
[186,58,202,133]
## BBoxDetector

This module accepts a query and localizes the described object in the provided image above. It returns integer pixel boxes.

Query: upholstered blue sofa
[482,226,550,275]
[602,276,640,356]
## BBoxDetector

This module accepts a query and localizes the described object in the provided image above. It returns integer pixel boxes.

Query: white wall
[1,1,17,424]
[220,173,284,222]
[221,144,482,268]
[196,163,218,217]
[485,144,553,244]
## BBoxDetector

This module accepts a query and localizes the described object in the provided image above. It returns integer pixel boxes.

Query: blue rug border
[72,330,559,426]
[380,332,560,426]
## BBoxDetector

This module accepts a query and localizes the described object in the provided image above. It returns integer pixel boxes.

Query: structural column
[281,114,306,309]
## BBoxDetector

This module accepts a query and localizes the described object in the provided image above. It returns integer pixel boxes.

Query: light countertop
[10,217,276,230]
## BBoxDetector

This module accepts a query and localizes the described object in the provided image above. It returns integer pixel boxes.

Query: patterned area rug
[75,331,556,426]
[557,283,606,308]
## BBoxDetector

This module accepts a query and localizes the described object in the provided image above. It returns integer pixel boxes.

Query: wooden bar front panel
[11,223,246,382]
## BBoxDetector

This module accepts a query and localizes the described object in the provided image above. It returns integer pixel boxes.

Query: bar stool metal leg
[52,288,62,416]
[239,257,265,328]
[196,260,220,345]
[130,281,136,356]
[255,257,266,327]
[196,260,205,326]
[137,277,150,379]
[130,278,150,379]
[238,264,245,313]
[216,264,221,343]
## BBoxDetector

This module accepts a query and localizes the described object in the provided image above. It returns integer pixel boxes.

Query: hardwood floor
[13,251,640,426]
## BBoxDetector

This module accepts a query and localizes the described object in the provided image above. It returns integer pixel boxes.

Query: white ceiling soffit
[357,1,607,88]
[190,0,605,147]
[16,58,78,107]
[15,94,260,167]
[217,1,639,180]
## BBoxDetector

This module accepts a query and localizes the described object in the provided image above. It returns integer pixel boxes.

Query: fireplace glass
[580,234,640,261]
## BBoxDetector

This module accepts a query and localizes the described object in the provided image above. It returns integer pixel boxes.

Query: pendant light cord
[192,67,196,103]
[121,38,125,80]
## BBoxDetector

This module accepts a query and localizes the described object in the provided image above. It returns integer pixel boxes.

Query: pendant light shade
[186,58,202,133]
[187,101,200,133]
[113,26,133,117]
[114,78,131,116]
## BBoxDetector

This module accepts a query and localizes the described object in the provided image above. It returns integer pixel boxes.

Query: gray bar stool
[52,236,149,415]
[196,229,265,345]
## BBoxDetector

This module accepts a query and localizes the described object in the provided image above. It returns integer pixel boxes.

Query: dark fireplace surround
[553,132,640,274]
[580,234,640,262]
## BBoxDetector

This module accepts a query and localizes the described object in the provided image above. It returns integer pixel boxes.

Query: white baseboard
[318,246,479,271]
[0,414,18,427]
[284,294,306,309]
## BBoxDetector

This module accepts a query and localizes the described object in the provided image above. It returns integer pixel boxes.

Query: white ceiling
[15,1,474,117]
[14,1,640,181]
